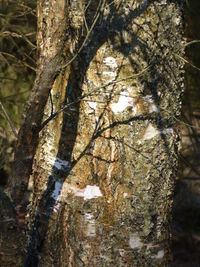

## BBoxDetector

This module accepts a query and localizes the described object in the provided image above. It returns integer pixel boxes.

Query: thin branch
[0,89,29,100]
[0,52,10,66]
[60,0,106,70]
[49,92,54,115]
[162,106,200,130]
[106,0,117,7]
[84,0,92,12]
[0,77,17,81]
[0,99,18,138]
[174,52,200,72]
[0,31,36,49]
[179,153,200,177]
[39,66,150,131]
[0,51,36,72]
[175,115,200,130]
[184,40,200,48]
[80,2,89,33]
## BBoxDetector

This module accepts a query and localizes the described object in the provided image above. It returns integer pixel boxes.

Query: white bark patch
[74,185,102,200]
[140,124,173,142]
[162,128,174,135]
[119,249,125,257]
[51,184,102,206]
[48,156,70,170]
[24,155,33,160]
[174,17,181,25]
[27,175,34,191]
[102,71,116,77]
[144,95,158,113]
[84,213,96,237]
[103,57,118,68]
[45,135,56,154]
[152,250,165,259]
[129,233,144,249]
[87,101,97,110]
[102,56,118,81]
[52,181,62,201]
[142,124,159,141]
[110,91,136,114]
[53,202,61,213]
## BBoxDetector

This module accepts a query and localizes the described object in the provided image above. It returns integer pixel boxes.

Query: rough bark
[10,0,67,207]
[24,0,184,266]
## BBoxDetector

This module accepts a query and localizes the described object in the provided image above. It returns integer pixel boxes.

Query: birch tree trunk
[21,0,185,266]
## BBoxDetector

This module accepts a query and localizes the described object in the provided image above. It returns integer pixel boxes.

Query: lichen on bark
[24,0,185,266]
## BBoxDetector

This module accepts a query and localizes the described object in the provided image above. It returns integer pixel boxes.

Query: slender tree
[11,0,185,266]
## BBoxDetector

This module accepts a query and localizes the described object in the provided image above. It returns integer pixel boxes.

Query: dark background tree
[171,1,200,266]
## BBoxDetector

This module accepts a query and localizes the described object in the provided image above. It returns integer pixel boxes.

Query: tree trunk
[10,0,67,207]
[20,0,185,266]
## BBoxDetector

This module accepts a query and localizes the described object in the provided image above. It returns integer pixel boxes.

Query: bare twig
[0,99,18,138]
[174,52,200,72]
[0,31,36,49]
[39,66,150,131]
[80,2,89,33]
[84,0,92,12]
[0,51,36,72]
[0,90,29,100]
[60,0,106,70]
[0,77,16,81]
[184,40,200,48]
[49,92,54,115]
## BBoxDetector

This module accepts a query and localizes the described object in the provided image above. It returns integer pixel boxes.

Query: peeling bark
[21,0,185,266]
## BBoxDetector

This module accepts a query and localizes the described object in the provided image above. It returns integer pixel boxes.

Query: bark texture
[10,0,67,206]
[24,0,184,266]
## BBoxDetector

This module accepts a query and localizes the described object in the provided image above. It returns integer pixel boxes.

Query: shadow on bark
[23,1,184,266]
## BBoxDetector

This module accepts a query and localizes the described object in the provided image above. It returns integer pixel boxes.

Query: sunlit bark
[23,0,184,266]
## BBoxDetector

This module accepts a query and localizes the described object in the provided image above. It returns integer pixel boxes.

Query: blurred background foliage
[184,0,200,109]
[171,1,200,265]
[0,0,36,181]
[178,1,200,187]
